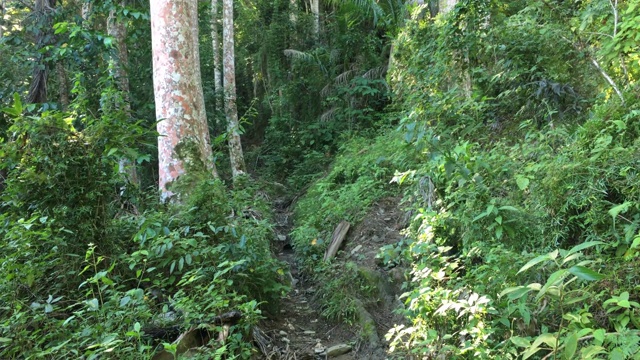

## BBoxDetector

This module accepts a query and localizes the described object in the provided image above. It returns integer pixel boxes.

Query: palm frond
[321,83,333,98]
[320,107,338,123]
[362,65,388,80]
[334,0,385,24]
[334,69,357,86]
[283,49,315,62]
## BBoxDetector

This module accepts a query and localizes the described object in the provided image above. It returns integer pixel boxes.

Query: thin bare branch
[590,56,624,104]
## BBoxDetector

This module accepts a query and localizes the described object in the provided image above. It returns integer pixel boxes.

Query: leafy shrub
[0,102,286,358]
[291,132,415,266]
[377,1,640,358]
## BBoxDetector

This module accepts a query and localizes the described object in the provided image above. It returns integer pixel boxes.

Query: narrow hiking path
[258,195,408,359]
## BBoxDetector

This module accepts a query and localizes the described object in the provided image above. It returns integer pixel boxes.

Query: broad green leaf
[537,269,568,299]
[499,206,519,212]
[523,346,542,360]
[134,322,141,332]
[563,332,577,360]
[533,333,558,349]
[592,329,605,344]
[581,345,606,358]
[566,241,605,257]
[576,328,592,338]
[55,22,68,34]
[619,291,630,301]
[516,175,530,190]
[609,202,631,218]
[62,316,76,326]
[510,336,531,347]
[561,253,582,265]
[519,250,558,274]
[612,120,626,131]
[86,298,99,310]
[609,347,625,360]
[12,93,22,114]
[564,293,591,305]
[472,209,490,222]
[568,266,604,281]
[617,299,630,308]
[500,286,534,300]
[523,333,558,360]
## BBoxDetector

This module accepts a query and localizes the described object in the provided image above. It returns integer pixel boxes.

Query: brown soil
[259,196,407,359]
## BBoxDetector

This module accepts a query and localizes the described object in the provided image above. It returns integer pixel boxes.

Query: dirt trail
[259,197,407,359]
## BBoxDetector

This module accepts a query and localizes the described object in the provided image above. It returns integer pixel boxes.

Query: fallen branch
[324,221,351,261]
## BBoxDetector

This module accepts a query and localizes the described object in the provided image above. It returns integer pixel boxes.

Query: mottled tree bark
[310,0,319,36]
[290,0,297,23]
[151,0,217,200]
[428,0,439,17]
[223,0,246,178]
[211,0,223,114]
[108,2,131,114]
[108,1,139,186]
[1,0,6,39]
[81,1,91,22]
[56,62,69,109]
[27,0,57,104]
[440,0,457,14]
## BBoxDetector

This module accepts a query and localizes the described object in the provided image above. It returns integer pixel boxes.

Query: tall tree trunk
[310,0,319,36]
[108,1,139,186]
[440,0,457,14]
[290,0,297,23]
[81,0,91,22]
[108,2,131,114]
[211,0,223,115]
[56,62,69,109]
[223,0,246,178]
[28,0,57,104]
[1,0,6,39]
[428,0,439,17]
[151,0,217,200]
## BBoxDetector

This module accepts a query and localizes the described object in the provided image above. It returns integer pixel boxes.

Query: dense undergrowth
[290,130,417,322]
[1,0,640,358]
[0,99,287,358]
[290,1,640,358]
